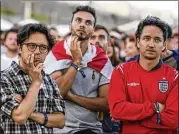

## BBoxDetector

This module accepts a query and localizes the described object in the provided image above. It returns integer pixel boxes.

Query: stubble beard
[143,52,159,60]
[71,27,91,41]
[7,47,18,53]
[144,55,157,60]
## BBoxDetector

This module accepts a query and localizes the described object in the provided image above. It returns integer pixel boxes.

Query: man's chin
[9,48,18,52]
[76,34,89,40]
[78,36,88,41]
[144,56,157,60]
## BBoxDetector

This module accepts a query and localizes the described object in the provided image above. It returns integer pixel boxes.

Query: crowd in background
[0,5,178,134]
[1,21,178,70]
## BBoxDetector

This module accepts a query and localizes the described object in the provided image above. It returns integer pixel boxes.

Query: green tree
[31,13,49,23]
[1,8,16,16]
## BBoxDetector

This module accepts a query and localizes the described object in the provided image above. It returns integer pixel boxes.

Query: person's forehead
[50,30,58,35]
[95,29,107,35]
[73,11,94,21]
[50,29,57,33]
[141,25,163,37]
[7,32,17,37]
[25,32,48,45]
[127,42,135,47]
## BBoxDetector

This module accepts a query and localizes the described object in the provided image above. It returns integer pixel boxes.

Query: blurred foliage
[31,13,49,23]
[1,8,16,16]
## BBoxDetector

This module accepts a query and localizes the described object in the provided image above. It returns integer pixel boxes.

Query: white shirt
[1,45,7,55]
[1,54,19,71]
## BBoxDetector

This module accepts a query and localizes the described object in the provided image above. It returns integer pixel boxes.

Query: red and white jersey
[108,60,178,134]
[44,39,113,79]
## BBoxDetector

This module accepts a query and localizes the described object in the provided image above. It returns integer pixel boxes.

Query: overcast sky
[126,1,178,17]
[60,1,178,18]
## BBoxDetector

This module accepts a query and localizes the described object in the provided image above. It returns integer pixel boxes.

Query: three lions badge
[159,80,168,93]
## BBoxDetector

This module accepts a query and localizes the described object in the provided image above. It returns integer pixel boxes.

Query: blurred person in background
[44,5,113,134]
[109,29,121,45]
[113,42,122,64]
[109,28,128,62]
[107,41,122,67]
[106,41,113,57]
[1,30,7,55]
[13,23,21,30]
[49,27,61,44]
[90,24,109,53]
[0,23,65,134]
[160,24,178,70]
[118,34,128,62]
[110,28,126,42]
[171,28,178,50]
[108,16,178,134]
[165,25,174,50]
[90,24,121,134]
[125,34,138,61]
[1,29,19,71]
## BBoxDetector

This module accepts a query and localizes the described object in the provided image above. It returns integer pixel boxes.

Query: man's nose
[34,46,41,53]
[148,41,155,47]
[34,53,41,59]
[79,21,86,28]
[94,38,99,43]
[13,41,17,46]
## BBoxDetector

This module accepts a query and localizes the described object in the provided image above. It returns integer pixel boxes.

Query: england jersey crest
[159,80,168,93]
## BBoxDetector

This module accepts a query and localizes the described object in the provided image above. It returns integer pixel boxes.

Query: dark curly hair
[95,24,110,40]
[166,24,172,39]
[71,5,97,27]
[135,16,168,42]
[17,23,54,51]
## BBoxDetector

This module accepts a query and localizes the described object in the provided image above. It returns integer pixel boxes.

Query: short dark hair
[110,27,124,35]
[166,24,172,39]
[49,27,58,32]
[95,24,110,40]
[135,16,168,42]
[17,23,54,51]
[71,5,97,27]
[4,29,18,41]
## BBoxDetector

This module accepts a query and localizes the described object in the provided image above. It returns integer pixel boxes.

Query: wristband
[154,102,161,124]
[42,113,48,126]
[71,63,80,71]
[71,63,86,78]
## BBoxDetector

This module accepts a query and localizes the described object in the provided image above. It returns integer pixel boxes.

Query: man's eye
[99,36,105,40]
[86,21,92,25]
[41,46,48,50]
[155,39,161,43]
[29,44,36,48]
[144,37,150,41]
[76,19,81,23]
[90,36,95,39]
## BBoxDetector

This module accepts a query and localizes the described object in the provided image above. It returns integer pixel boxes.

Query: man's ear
[92,29,94,35]
[162,42,167,52]
[91,26,95,35]
[136,38,140,49]
[18,45,22,54]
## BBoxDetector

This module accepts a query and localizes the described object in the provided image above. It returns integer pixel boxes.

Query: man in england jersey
[108,16,178,134]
